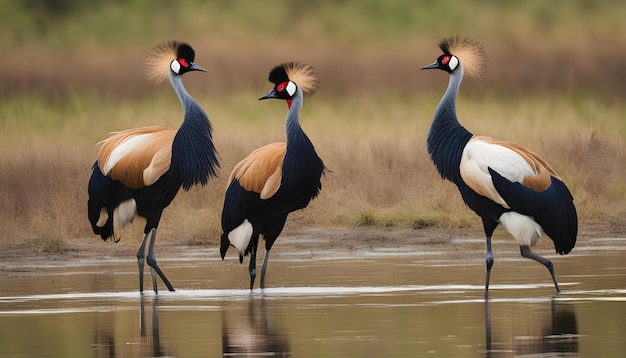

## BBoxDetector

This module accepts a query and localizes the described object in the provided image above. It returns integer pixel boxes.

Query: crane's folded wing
[460,136,557,207]
[228,142,286,200]
[488,168,577,254]
[97,126,176,189]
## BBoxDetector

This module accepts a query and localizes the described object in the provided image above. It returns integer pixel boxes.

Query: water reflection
[91,295,172,357]
[221,298,291,357]
[2,238,625,357]
[92,314,116,358]
[484,298,579,357]
[139,295,171,357]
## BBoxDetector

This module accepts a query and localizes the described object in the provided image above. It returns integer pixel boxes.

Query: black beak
[421,61,439,70]
[189,62,207,72]
[259,88,278,100]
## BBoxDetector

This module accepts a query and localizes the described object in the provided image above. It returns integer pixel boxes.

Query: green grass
[3,0,625,47]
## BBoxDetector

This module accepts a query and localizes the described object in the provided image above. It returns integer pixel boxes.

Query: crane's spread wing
[459,136,558,207]
[97,126,176,189]
[228,142,286,200]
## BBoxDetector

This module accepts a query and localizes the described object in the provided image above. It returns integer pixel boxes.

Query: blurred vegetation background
[0,0,624,251]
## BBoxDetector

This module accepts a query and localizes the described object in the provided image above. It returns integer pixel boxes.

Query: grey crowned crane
[220,62,326,290]
[88,41,219,293]
[421,36,577,293]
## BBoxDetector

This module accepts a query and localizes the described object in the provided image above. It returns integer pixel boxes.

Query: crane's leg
[520,245,560,293]
[260,249,271,289]
[248,242,258,290]
[146,228,175,292]
[485,235,495,295]
[146,230,159,293]
[258,216,286,290]
[137,232,150,293]
[481,218,498,297]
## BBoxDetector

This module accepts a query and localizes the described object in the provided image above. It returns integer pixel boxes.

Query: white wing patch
[102,134,152,175]
[460,138,535,207]
[143,145,171,186]
[228,219,253,255]
[499,212,543,247]
[96,208,108,227]
[113,199,137,241]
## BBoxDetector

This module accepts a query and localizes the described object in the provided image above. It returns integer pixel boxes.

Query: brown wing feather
[479,136,559,192]
[229,142,286,199]
[98,126,176,189]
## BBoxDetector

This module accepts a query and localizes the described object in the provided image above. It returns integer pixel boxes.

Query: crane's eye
[276,81,297,96]
[440,55,459,71]
[177,58,189,68]
[170,58,191,75]
[276,81,288,92]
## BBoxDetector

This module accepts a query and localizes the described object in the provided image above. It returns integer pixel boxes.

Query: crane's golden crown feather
[285,62,319,96]
[439,35,486,79]
[144,40,193,84]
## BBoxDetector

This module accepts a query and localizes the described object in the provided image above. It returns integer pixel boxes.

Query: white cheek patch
[286,81,296,96]
[170,60,181,74]
[449,56,459,71]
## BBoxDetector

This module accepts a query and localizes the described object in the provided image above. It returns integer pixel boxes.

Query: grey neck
[285,86,304,142]
[169,71,201,120]
[434,64,463,120]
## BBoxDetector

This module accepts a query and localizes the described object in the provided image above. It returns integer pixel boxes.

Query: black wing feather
[488,168,577,254]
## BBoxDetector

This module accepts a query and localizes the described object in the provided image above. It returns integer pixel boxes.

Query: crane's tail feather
[88,161,135,242]
[488,168,577,254]
[220,232,230,260]
[88,162,115,241]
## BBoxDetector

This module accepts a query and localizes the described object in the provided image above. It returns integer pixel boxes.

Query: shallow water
[0,235,625,357]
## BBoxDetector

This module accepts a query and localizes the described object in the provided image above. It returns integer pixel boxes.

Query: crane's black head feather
[439,40,452,56]
[268,65,289,85]
[176,42,196,63]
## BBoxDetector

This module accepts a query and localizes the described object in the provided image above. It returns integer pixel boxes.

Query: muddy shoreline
[0,223,620,269]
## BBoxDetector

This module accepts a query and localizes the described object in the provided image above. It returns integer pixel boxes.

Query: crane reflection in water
[484,298,579,357]
[222,298,291,356]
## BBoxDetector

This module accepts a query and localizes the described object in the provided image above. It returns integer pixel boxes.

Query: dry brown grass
[1,89,624,251]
